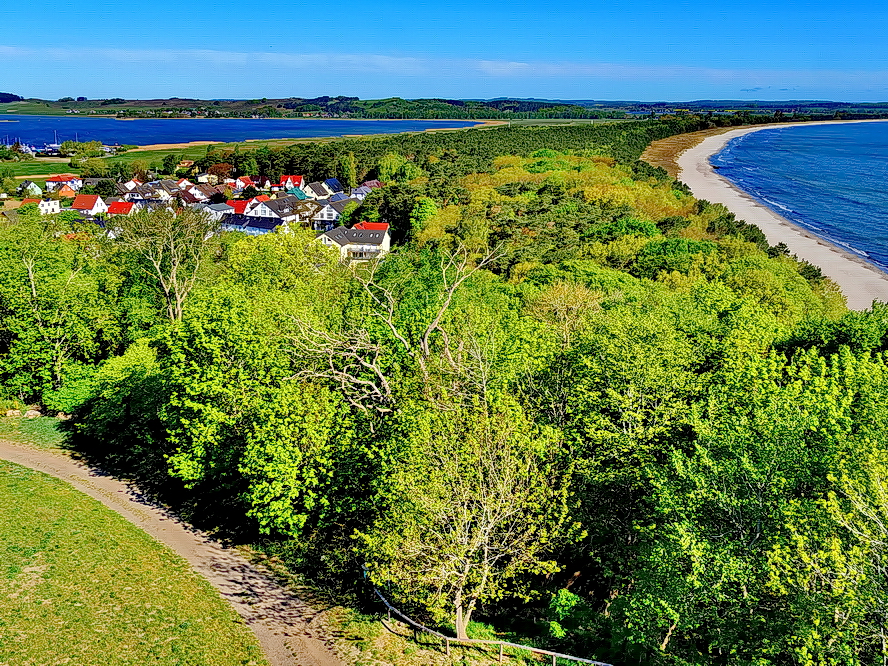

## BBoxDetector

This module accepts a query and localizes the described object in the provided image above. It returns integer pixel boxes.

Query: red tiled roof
[46,174,78,182]
[107,201,134,215]
[227,199,249,214]
[21,198,40,204]
[353,221,389,231]
[281,175,303,186]
[255,194,270,202]
[72,194,100,210]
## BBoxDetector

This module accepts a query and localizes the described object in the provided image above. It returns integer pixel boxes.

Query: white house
[45,174,83,192]
[70,194,108,216]
[21,198,60,215]
[317,224,391,262]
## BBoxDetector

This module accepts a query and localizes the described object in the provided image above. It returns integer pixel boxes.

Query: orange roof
[255,194,270,202]
[107,201,134,215]
[72,194,100,210]
[21,198,40,204]
[46,173,79,182]
[58,184,77,196]
[353,221,389,231]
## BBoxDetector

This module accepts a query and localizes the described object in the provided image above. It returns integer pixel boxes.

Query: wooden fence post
[499,643,503,662]
[445,638,450,656]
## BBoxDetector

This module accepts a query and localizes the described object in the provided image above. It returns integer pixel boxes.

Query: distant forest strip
[5,92,888,121]
[157,113,840,183]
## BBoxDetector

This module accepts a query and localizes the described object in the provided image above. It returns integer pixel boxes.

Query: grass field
[0,417,65,450]
[0,102,68,116]
[6,161,77,178]
[0,460,268,665]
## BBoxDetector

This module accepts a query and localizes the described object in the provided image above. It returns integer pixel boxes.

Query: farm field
[0,460,268,666]
[5,160,80,178]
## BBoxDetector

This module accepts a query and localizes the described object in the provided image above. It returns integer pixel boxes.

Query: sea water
[0,115,479,147]
[710,121,888,271]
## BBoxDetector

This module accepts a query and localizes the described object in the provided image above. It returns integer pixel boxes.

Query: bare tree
[114,207,219,321]
[286,243,501,414]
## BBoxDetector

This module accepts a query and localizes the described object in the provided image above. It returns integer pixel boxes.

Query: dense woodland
[4,119,888,665]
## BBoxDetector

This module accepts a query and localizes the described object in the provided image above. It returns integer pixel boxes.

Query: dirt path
[0,441,345,666]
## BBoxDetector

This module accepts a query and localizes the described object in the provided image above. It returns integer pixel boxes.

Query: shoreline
[675,120,888,310]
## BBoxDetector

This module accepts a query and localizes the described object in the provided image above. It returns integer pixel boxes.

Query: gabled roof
[206,203,234,212]
[220,213,280,231]
[262,198,298,217]
[330,198,359,214]
[280,175,304,186]
[226,199,250,214]
[286,187,308,199]
[194,184,218,198]
[353,221,389,231]
[220,213,250,229]
[254,194,271,202]
[107,201,134,215]
[294,200,322,216]
[46,173,79,182]
[324,178,344,193]
[245,217,281,231]
[320,226,388,247]
[71,194,101,210]
[21,198,40,204]
[362,180,384,188]
[308,182,329,196]
[176,190,200,204]
[329,192,349,202]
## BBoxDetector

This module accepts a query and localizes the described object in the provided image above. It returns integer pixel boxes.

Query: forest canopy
[2,119,886,666]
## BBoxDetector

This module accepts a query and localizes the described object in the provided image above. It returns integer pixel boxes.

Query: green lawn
[0,417,65,450]
[0,102,68,116]
[7,161,77,178]
[0,461,268,665]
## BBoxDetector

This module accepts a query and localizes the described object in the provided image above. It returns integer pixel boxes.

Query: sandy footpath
[676,120,888,310]
[0,440,344,666]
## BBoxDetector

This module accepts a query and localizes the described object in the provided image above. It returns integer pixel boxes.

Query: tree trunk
[454,593,476,640]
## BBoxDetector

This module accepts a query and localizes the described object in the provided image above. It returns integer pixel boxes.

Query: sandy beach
[676,120,888,310]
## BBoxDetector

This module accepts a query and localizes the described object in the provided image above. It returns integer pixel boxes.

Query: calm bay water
[711,121,888,271]
[0,115,479,146]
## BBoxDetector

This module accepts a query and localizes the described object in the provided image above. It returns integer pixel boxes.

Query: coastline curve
[676,121,888,311]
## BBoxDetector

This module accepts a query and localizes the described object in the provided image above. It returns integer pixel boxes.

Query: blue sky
[3,0,887,101]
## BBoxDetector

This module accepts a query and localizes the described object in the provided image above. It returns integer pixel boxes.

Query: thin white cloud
[2,44,887,96]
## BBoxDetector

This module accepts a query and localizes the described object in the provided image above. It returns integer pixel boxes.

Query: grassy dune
[0,460,267,666]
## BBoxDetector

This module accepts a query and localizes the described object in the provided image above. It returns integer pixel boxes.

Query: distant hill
[475,97,888,114]
[6,94,888,120]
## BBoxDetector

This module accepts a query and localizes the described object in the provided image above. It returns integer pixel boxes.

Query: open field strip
[0,440,344,666]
